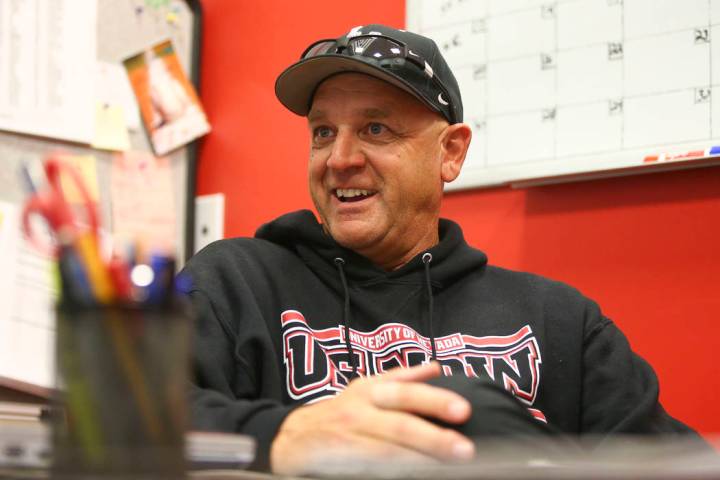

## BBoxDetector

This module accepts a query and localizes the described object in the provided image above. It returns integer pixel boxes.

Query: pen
[146,253,176,305]
[643,146,720,163]
[107,252,133,302]
[58,245,96,307]
[73,232,115,303]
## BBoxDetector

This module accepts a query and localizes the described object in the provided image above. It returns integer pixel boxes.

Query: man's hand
[270,362,475,474]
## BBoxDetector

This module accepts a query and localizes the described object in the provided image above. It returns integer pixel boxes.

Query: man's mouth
[334,188,377,203]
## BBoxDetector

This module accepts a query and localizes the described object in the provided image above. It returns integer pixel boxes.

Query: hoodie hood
[256,209,489,376]
[255,209,488,288]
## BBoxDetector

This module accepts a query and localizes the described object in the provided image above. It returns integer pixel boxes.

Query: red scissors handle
[21,155,100,256]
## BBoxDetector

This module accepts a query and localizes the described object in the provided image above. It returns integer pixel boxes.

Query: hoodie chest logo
[280,310,544,419]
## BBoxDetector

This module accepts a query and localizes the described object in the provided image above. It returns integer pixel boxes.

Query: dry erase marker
[643,154,659,163]
[644,149,707,163]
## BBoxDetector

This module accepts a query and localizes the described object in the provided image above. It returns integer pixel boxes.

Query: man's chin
[326,223,380,252]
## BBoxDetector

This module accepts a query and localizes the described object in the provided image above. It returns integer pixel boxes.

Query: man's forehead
[308,73,428,120]
[307,107,392,122]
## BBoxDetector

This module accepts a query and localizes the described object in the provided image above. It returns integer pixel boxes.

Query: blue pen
[708,146,720,156]
[58,245,96,307]
[146,253,176,305]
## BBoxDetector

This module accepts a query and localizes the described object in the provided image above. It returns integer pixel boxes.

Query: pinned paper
[59,154,100,203]
[0,1,96,144]
[124,40,210,155]
[111,151,176,251]
[0,201,57,389]
[96,61,142,131]
[92,103,131,151]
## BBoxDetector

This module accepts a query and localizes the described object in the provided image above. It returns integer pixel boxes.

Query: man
[183,24,697,474]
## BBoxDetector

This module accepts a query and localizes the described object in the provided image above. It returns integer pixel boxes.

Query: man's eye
[367,123,386,135]
[314,126,333,139]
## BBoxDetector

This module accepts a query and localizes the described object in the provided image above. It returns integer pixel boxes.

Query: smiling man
[182,24,699,475]
[306,73,468,270]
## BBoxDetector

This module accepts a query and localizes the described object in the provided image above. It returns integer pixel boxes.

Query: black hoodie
[182,210,694,470]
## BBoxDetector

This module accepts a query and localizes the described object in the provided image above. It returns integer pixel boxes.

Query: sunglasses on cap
[301,34,457,123]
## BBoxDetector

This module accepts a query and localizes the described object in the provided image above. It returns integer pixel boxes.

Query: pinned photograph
[123,40,210,155]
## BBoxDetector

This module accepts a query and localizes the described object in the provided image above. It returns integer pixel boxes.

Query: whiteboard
[407,0,720,189]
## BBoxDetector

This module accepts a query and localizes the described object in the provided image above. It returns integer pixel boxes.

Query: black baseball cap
[275,24,464,124]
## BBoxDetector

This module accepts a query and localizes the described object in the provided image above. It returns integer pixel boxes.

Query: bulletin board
[0,0,202,396]
[407,0,720,189]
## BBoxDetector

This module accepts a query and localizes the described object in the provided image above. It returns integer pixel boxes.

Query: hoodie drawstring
[422,253,438,362]
[334,254,438,378]
[334,258,358,379]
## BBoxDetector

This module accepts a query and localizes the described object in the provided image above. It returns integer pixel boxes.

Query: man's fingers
[376,362,442,382]
[370,381,472,424]
[272,363,476,475]
[362,409,475,461]
[302,435,436,472]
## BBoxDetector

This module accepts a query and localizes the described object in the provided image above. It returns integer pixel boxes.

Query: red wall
[198,0,720,434]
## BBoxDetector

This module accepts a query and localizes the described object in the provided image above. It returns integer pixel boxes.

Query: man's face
[307,73,449,270]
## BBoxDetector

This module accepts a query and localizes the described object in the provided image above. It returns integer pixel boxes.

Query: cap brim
[275,55,442,118]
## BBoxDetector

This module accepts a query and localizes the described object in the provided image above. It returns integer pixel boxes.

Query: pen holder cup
[51,301,192,478]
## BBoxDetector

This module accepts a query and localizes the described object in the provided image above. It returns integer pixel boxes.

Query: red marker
[108,254,133,302]
[643,149,709,163]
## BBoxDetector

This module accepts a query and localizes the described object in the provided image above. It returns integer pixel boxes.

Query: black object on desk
[51,301,192,478]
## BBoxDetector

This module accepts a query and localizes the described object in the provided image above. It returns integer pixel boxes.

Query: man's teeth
[336,188,373,198]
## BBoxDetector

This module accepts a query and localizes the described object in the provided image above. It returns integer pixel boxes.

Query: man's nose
[326,130,366,170]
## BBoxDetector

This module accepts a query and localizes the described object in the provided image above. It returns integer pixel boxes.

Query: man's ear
[440,123,472,183]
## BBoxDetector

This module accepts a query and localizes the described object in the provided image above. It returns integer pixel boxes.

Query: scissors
[22,155,114,303]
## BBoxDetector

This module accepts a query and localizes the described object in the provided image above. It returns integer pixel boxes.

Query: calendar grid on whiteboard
[407,0,720,188]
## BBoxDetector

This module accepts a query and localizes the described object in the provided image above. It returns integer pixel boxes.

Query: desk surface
[4,462,720,480]
[2,426,718,480]
[8,450,720,480]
